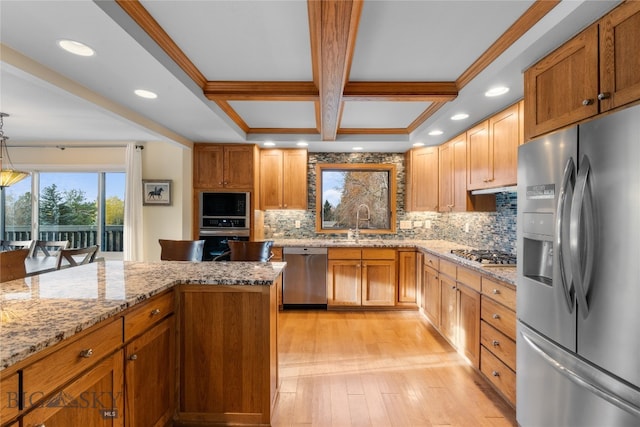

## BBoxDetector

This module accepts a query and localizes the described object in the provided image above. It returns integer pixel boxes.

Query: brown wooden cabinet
[193,143,256,190]
[467,102,522,191]
[1,372,19,424]
[480,276,517,406]
[260,149,307,209]
[525,1,640,140]
[178,281,279,426]
[439,274,457,345]
[406,146,438,211]
[124,316,175,427]
[22,350,124,427]
[422,253,440,327]
[457,283,481,368]
[397,249,417,305]
[327,248,396,307]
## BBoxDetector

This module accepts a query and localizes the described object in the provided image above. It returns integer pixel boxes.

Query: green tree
[105,196,124,225]
[10,192,32,226]
[39,184,96,225]
[322,199,334,222]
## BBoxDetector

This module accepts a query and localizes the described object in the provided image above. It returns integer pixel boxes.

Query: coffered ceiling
[0,0,620,152]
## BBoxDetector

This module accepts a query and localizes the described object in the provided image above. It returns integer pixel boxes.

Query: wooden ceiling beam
[203,81,318,101]
[309,0,363,141]
[343,82,458,102]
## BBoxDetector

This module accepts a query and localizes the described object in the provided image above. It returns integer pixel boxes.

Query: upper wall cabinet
[193,144,257,190]
[467,102,522,191]
[260,149,308,210]
[525,1,640,140]
[439,133,494,212]
[406,146,438,212]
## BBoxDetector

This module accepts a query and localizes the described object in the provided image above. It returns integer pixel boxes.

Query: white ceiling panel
[228,101,316,128]
[141,0,313,81]
[341,101,430,128]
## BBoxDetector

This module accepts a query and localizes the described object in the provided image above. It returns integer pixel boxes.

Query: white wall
[9,141,193,261]
[141,142,192,261]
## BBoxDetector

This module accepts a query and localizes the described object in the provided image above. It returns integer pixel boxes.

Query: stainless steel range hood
[471,185,517,195]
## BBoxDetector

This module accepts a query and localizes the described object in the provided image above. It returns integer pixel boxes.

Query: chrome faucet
[353,203,370,242]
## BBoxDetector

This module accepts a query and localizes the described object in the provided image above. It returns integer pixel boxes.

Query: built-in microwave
[199,192,250,229]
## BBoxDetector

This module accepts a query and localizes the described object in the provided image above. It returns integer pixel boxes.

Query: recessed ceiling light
[428,130,444,136]
[485,86,510,97]
[134,89,158,99]
[353,146,363,151]
[264,141,276,147]
[451,113,469,121]
[296,141,308,147]
[412,142,425,147]
[57,39,95,57]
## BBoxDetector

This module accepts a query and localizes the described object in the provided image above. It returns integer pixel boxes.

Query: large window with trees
[316,163,396,234]
[1,171,125,252]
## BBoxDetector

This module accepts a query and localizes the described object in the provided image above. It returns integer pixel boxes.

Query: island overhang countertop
[0,260,286,371]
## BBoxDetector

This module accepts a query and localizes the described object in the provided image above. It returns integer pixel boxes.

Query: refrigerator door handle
[570,155,596,319]
[520,324,640,418]
[556,157,575,312]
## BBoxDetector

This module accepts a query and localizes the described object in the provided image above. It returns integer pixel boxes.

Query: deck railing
[3,225,124,252]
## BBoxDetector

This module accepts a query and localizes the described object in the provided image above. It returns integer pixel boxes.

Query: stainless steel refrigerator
[517,104,640,426]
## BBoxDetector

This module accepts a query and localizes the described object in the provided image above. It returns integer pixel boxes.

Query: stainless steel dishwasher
[283,247,327,309]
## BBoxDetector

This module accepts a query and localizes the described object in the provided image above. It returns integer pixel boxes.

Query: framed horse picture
[143,179,172,205]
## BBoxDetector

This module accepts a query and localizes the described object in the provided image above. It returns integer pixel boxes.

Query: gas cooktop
[450,249,517,265]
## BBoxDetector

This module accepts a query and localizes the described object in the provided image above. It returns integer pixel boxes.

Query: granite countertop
[0,260,286,371]
[272,238,517,286]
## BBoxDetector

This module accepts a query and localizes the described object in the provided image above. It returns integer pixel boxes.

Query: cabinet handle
[451,285,456,290]
[150,308,161,316]
[492,289,500,295]
[218,182,223,185]
[597,92,611,100]
[582,98,594,106]
[492,340,500,347]
[129,354,138,361]
[492,313,501,320]
[35,424,46,427]
[79,348,93,358]
[492,370,500,377]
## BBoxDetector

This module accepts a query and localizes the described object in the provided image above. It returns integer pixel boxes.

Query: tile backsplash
[263,152,517,254]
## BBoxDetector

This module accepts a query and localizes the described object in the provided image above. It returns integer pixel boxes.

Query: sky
[4,172,125,202]
[322,171,345,207]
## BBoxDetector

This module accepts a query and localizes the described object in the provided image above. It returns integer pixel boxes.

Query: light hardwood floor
[272,310,516,427]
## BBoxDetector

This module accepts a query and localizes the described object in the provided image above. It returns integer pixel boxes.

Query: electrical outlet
[424,220,431,229]
[295,220,301,228]
[464,222,470,233]
[413,220,423,228]
[400,220,412,230]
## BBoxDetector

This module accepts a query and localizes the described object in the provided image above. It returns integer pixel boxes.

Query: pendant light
[0,113,29,188]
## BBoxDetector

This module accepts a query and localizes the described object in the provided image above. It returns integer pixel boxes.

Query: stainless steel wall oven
[198,192,250,261]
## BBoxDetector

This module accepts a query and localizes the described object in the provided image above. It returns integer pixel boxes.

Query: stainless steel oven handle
[570,155,595,319]
[199,229,250,237]
[556,157,575,313]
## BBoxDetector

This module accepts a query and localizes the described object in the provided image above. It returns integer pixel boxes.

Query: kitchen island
[0,260,285,427]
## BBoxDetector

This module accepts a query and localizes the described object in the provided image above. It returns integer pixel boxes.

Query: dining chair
[0,248,29,282]
[32,240,70,257]
[55,245,99,270]
[227,240,274,262]
[158,239,205,261]
[1,240,36,257]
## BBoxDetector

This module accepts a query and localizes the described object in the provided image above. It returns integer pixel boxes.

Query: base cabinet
[327,248,396,307]
[178,283,278,426]
[125,316,175,427]
[22,350,124,427]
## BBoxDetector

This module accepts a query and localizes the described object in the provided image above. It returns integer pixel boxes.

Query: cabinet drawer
[23,318,123,407]
[362,248,396,260]
[439,259,457,279]
[457,266,481,292]
[422,252,439,270]
[481,346,516,405]
[481,296,516,340]
[481,277,516,310]
[481,320,516,371]
[1,372,19,421]
[124,291,175,341]
[271,246,283,261]
[328,248,361,260]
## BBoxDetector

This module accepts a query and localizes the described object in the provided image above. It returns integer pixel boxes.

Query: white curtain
[123,143,143,261]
